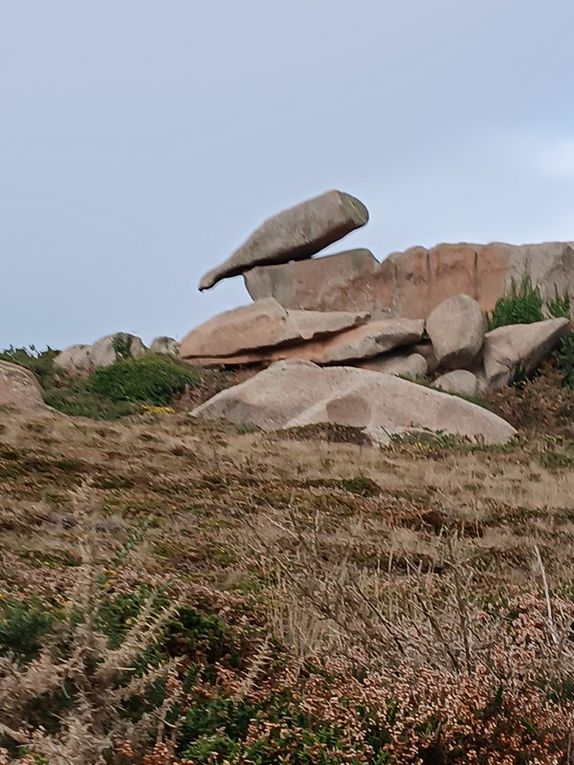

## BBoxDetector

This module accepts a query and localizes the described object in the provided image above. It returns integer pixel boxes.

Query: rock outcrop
[239,239,574,319]
[191,360,516,445]
[482,318,570,391]
[0,361,49,412]
[55,333,148,374]
[199,190,369,291]
[426,294,486,370]
[244,249,381,313]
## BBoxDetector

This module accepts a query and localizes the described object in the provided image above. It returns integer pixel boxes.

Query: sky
[1,0,574,350]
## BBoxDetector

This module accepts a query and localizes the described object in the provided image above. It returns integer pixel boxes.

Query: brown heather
[1,400,574,763]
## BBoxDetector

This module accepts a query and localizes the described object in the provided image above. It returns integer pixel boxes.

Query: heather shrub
[89,355,199,406]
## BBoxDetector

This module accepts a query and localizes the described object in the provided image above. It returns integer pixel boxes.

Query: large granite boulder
[184,317,424,367]
[482,318,570,391]
[53,344,93,374]
[180,298,369,360]
[0,361,49,412]
[192,360,516,445]
[199,190,369,290]
[244,248,381,313]
[426,294,486,370]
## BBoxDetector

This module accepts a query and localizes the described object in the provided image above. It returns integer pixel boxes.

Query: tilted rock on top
[198,190,369,291]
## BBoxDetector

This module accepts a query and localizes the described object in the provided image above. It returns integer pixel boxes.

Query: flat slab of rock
[426,294,486,370]
[186,317,423,366]
[192,360,516,445]
[0,361,48,412]
[199,190,369,290]
[356,352,427,379]
[433,370,479,397]
[244,248,381,313]
[482,318,570,390]
[180,298,369,359]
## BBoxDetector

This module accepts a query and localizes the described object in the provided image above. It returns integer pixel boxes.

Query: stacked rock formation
[184,190,573,444]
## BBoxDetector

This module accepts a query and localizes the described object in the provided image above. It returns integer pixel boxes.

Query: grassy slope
[2,405,574,762]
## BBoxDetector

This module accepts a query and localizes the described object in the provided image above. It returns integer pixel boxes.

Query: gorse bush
[487,275,544,330]
[89,355,199,406]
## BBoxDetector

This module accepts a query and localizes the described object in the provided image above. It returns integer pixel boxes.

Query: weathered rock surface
[55,333,147,374]
[150,336,180,357]
[482,318,570,391]
[243,240,574,318]
[199,190,369,291]
[244,249,382,313]
[426,294,486,370]
[0,361,48,411]
[433,370,479,397]
[90,334,147,368]
[54,344,93,374]
[192,360,516,445]
[382,241,574,317]
[180,298,369,360]
[356,352,427,379]
[411,342,439,375]
[185,317,423,366]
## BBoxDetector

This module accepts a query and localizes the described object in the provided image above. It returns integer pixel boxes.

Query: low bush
[487,275,544,330]
[89,355,200,406]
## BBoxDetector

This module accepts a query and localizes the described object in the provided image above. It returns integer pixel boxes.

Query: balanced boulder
[180,298,369,360]
[199,190,369,291]
[482,318,570,391]
[191,360,516,445]
[426,294,486,370]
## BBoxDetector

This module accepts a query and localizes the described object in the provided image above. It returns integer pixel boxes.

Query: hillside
[2,398,574,763]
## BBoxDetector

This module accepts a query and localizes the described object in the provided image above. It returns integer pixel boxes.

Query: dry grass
[1,406,574,762]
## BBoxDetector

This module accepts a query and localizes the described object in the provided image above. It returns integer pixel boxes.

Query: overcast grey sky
[1,0,574,349]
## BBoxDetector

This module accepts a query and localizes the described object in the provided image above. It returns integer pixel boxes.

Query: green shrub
[554,332,574,389]
[89,355,199,405]
[547,292,571,319]
[487,275,544,330]
[0,599,54,662]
